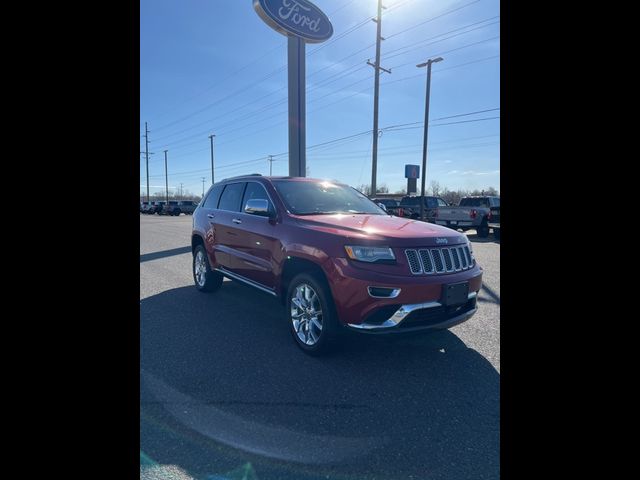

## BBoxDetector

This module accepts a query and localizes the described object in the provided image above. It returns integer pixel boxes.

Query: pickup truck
[434,196,500,238]
[163,200,198,216]
[371,198,404,217]
[192,175,482,355]
[398,195,449,221]
[488,205,500,240]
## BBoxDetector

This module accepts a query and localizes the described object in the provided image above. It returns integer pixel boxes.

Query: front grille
[405,246,474,275]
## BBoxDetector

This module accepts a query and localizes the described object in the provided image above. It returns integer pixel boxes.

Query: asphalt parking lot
[140,214,500,480]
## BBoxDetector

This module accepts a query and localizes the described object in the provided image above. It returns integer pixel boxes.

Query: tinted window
[168,201,178,205]
[242,182,273,212]
[400,196,419,206]
[491,197,500,207]
[425,197,438,209]
[203,184,224,209]
[218,183,246,212]
[460,197,490,208]
[437,198,448,207]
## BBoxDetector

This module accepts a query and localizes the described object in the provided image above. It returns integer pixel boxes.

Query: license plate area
[442,282,469,306]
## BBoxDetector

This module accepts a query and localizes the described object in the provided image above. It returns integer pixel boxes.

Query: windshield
[272,180,386,215]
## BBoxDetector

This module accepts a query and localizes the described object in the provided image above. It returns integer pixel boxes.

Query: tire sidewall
[286,273,337,355]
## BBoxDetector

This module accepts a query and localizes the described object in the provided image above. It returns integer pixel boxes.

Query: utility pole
[417,57,443,222]
[144,122,150,203]
[268,155,275,176]
[180,183,184,200]
[367,0,391,198]
[164,150,169,205]
[209,134,216,185]
[201,177,206,197]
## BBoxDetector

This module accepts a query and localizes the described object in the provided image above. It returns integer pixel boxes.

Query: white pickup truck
[435,196,500,238]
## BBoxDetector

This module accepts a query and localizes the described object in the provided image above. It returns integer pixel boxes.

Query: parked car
[140,201,150,213]
[371,198,404,216]
[488,205,500,240]
[164,200,198,216]
[398,195,448,221]
[149,201,166,214]
[160,201,180,215]
[191,175,482,355]
[434,196,500,238]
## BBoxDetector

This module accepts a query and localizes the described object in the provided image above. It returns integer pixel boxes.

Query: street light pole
[180,183,184,200]
[417,56,443,222]
[201,177,206,197]
[164,150,169,205]
[209,134,216,185]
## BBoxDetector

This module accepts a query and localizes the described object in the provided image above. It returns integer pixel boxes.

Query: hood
[292,214,468,247]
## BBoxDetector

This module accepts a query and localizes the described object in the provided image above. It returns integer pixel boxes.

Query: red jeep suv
[192,175,483,354]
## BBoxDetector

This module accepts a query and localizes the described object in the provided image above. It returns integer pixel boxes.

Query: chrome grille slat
[442,248,454,272]
[405,249,422,274]
[458,246,468,269]
[451,248,461,271]
[405,245,474,275]
[464,246,473,267]
[419,249,434,273]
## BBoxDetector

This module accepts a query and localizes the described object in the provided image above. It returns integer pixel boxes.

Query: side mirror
[245,198,272,217]
[377,203,387,212]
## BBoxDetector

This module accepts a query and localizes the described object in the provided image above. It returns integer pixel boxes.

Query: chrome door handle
[207,214,215,219]
[232,218,242,224]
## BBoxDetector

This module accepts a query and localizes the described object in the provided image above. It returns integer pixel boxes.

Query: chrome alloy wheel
[194,250,207,287]
[291,283,323,346]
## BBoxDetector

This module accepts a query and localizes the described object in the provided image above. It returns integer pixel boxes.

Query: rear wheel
[173,209,181,216]
[477,221,490,238]
[286,273,338,355]
[193,245,223,292]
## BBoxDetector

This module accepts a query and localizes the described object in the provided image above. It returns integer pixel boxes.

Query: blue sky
[140,0,500,197]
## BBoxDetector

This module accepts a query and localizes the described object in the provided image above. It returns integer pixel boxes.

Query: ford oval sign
[254,0,333,43]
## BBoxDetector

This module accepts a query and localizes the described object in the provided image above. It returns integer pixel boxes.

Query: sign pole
[288,35,306,177]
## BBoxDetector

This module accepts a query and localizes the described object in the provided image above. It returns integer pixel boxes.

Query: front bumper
[325,257,483,332]
[346,292,477,334]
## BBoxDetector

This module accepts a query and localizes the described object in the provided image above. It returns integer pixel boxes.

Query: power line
[385,0,481,40]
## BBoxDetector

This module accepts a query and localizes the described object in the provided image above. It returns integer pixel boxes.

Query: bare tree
[428,180,441,196]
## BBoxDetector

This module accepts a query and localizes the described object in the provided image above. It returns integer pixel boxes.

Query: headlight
[344,245,396,263]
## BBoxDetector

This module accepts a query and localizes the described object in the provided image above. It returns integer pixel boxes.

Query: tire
[493,228,500,240]
[193,245,223,292]
[173,209,181,216]
[286,272,339,355]
[477,221,490,238]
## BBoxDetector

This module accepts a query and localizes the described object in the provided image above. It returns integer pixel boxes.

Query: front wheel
[193,245,223,292]
[286,273,338,355]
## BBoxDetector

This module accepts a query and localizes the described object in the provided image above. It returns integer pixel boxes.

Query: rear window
[203,184,224,209]
[400,197,438,208]
[400,196,419,206]
[218,183,246,212]
[460,197,491,208]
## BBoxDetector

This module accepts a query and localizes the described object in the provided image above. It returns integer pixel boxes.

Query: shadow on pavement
[141,283,500,480]
[140,246,192,263]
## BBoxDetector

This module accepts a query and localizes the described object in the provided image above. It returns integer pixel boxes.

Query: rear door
[213,182,247,274]
[196,184,224,265]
